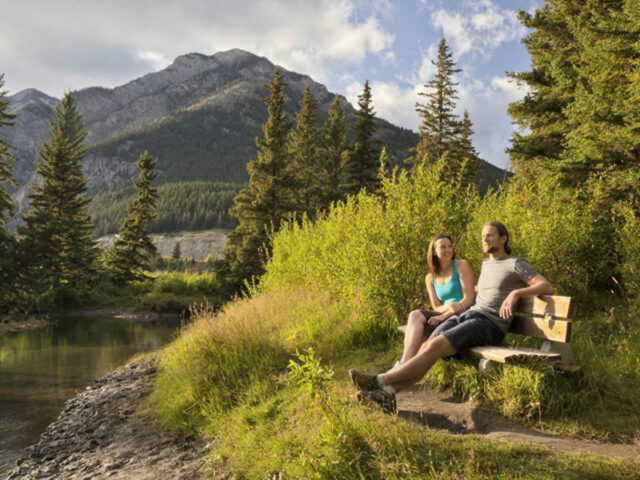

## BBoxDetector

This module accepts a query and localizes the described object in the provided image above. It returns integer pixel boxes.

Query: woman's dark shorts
[427,310,505,353]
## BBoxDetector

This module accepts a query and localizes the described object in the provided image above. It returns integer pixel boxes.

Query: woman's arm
[425,273,450,313]
[452,259,475,313]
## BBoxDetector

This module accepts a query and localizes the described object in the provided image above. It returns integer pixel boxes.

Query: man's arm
[499,274,553,319]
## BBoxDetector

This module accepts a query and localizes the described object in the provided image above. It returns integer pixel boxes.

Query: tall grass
[147,159,640,478]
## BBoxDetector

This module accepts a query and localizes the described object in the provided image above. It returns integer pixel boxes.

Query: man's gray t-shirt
[470,256,538,332]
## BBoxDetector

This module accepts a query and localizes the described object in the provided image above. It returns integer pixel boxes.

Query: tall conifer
[20,93,97,303]
[104,150,158,284]
[508,1,640,202]
[506,3,578,176]
[346,80,379,195]
[289,81,321,218]
[0,74,18,309]
[414,36,479,185]
[415,36,461,167]
[319,95,350,208]
[217,68,293,295]
[452,110,479,185]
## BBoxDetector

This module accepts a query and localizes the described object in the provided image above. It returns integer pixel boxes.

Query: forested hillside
[90,181,241,236]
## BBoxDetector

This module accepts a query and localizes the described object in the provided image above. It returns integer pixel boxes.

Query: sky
[0,0,542,169]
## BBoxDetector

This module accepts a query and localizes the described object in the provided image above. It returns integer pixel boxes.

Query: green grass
[145,286,640,479]
[144,162,640,477]
[72,270,221,313]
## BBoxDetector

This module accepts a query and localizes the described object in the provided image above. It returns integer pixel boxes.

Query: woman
[396,233,475,367]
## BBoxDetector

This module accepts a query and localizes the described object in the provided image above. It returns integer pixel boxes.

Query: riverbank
[7,354,637,479]
[0,315,51,336]
[6,359,210,480]
[0,308,183,338]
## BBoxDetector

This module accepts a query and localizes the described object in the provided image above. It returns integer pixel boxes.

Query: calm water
[0,314,181,475]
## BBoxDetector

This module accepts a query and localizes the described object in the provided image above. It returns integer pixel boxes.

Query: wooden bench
[398,295,579,374]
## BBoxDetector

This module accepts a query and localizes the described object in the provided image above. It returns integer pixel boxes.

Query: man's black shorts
[427,310,505,352]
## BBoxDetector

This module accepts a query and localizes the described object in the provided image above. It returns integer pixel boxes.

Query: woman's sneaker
[348,369,380,391]
[356,389,397,414]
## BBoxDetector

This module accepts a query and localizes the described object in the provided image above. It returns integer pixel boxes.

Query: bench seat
[397,295,578,373]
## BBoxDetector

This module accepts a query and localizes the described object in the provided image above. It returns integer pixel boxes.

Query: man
[349,221,553,413]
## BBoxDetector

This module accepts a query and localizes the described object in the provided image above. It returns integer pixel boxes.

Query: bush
[262,159,478,347]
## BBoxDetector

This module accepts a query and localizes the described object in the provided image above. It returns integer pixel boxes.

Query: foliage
[104,150,158,284]
[508,0,640,202]
[414,36,479,186]
[262,158,478,346]
[18,92,97,307]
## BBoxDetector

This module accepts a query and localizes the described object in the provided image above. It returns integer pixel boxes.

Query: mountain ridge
[3,48,508,232]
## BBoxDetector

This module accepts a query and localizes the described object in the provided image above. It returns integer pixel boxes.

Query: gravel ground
[6,361,213,480]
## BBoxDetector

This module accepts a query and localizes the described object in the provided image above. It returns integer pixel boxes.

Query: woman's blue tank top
[434,261,463,304]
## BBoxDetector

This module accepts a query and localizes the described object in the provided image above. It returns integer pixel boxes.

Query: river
[0,314,181,476]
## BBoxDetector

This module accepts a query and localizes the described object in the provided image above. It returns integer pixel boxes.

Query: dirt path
[397,386,640,461]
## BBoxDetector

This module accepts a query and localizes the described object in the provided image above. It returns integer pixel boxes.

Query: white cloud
[431,0,526,59]
[456,75,527,168]
[0,0,395,97]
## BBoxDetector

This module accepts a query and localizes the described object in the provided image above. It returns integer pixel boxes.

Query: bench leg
[540,340,575,364]
[478,358,498,376]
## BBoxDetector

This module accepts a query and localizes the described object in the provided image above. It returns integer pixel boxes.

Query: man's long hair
[427,233,455,275]
[485,221,511,255]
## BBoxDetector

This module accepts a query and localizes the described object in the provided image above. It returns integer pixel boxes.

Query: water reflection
[0,315,180,475]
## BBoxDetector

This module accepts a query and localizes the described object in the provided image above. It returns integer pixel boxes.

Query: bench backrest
[510,295,573,343]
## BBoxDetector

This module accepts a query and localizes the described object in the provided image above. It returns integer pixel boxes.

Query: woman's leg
[386,334,458,393]
[400,310,428,364]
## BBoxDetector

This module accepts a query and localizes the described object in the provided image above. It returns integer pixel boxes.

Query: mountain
[2,49,507,233]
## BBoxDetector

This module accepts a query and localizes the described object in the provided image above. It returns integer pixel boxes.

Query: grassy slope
[145,286,639,479]
[145,163,640,478]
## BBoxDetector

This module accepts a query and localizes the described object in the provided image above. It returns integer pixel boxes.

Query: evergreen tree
[414,36,479,185]
[346,80,380,195]
[289,81,321,218]
[19,92,97,304]
[318,95,351,208]
[415,36,461,167]
[0,74,19,309]
[507,0,640,204]
[451,110,480,185]
[104,150,158,284]
[172,241,181,259]
[506,2,579,177]
[216,68,293,296]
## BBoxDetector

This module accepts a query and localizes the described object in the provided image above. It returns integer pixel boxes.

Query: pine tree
[415,36,461,167]
[104,150,158,284]
[506,2,579,177]
[0,74,19,309]
[289,81,321,218]
[216,68,293,296]
[318,95,351,208]
[19,92,97,304]
[346,80,380,195]
[172,241,181,259]
[451,110,480,185]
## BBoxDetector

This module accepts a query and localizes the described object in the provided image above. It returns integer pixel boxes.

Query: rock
[6,360,210,479]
